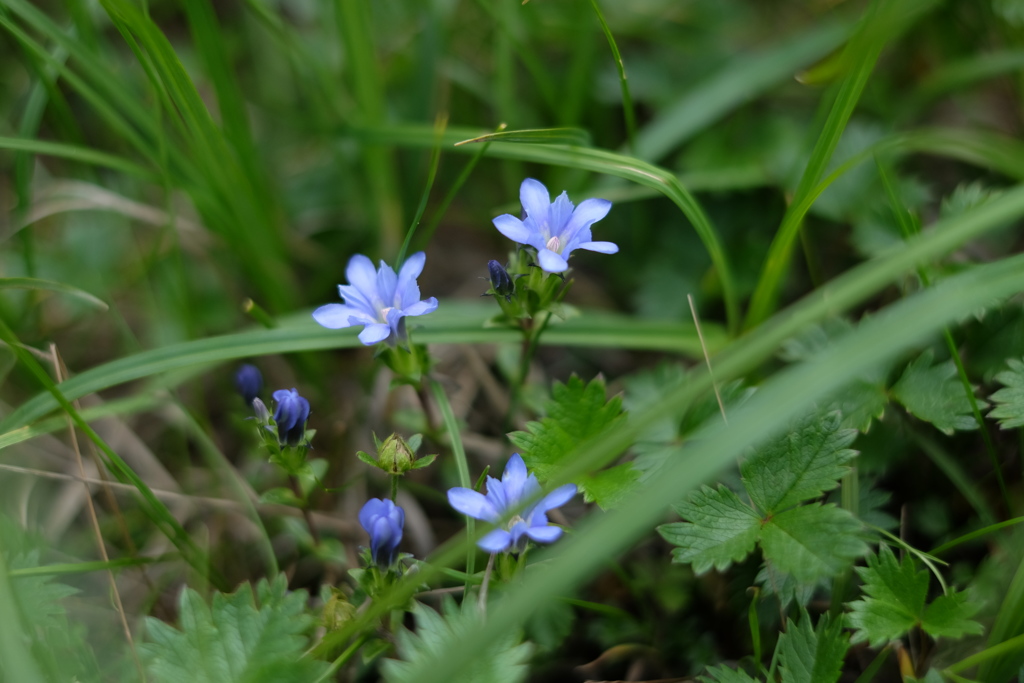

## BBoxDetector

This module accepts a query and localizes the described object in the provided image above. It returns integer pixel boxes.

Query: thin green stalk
[505,310,553,429]
[747,587,762,675]
[588,0,636,151]
[876,159,1009,512]
[930,516,1024,556]
[396,116,446,266]
[428,378,476,585]
[314,634,370,683]
[852,647,890,683]
[947,632,1024,675]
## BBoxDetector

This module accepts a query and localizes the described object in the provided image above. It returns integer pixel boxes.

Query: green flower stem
[479,552,496,612]
[588,0,636,151]
[289,474,321,547]
[390,474,399,502]
[427,378,476,586]
[945,632,1024,675]
[314,634,370,683]
[930,516,1024,556]
[505,309,553,429]
[852,647,891,683]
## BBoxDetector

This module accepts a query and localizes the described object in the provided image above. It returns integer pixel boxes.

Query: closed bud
[487,260,514,302]
[357,433,437,475]
[235,364,263,406]
[251,397,271,424]
[272,388,311,447]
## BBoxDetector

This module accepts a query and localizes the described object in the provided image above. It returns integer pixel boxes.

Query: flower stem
[505,310,552,429]
[478,553,496,614]
[390,474,399,502]
[289,474,321,547]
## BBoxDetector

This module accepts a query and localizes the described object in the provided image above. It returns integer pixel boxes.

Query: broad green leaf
[741,411,858,513]
[698,664,759,683]
[510,375,638,509]
[892,349,986,434]
[658,485,761,574]
[141,575,327,683]
[760,504,868,583]
[846,546,982,647]
[778,610,849,683]
[382,599,532,683]
[988,357,1024,428]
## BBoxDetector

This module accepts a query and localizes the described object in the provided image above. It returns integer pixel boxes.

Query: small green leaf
[382,598,532,683]
[658,485,761,574]
[698,664,760,683]
[741,411,858,513]
[510,375,638,509]
[846,546,983,647]
[892,350,986,434]
[989,357,1024,428]
[140,575,327,682]
[778,609,849,683]
[259,487,303,507]
[760,504,868,583]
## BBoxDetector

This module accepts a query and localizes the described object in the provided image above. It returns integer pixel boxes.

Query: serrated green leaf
[382,598,532,683]
[698,664,760,683]
[760,504,868,583]
[742,411,858,513]
[892,350,986,434]
[778,610,849,683]
[988,357,1024,428]
[846,546,983,647]
[140,574,327,683]
[658,485,761,574]
[510,375,638,509]
[756,561,823,609]
[9,552,78,633]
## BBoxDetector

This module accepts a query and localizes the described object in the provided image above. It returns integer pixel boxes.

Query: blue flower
[493,178,617,273]
[272,388,310,447]
[359,498,405,567]
[447,453,576,554]
[312,252,438,346]
[235,364,263,406]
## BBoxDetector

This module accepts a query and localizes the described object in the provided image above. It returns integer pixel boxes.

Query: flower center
[507,514,526,530]
[380,306,394,322]
[545,236,561,253]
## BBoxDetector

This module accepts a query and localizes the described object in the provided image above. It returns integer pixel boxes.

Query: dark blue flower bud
[358,498,405,567]
[487,260,514,302]
[272,388,310,447]
[235,364,263,406]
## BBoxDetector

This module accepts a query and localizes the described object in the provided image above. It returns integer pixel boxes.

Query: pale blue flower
[312,252,438,346]
[272,388,310,447]
[359,498,405,567]
[447,453,576,554]
[493,178,617,273]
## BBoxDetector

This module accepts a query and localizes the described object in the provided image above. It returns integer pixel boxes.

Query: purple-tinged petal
[549,191,575,233]
[537,249,569,273]
[484,475,508,512]
[358,323,392,345]
[501,454,529,507]
[395,252,426,307]
[493,214,533,245]
[534,483,577,515]
[402,297,438,317]
[478,529,512,553]
[337,284,376,317]
[526,525,562,544]
[448,487,500,522]
[358,498,389,532]
[376,261,398,306]
[345,255,379,300]
[559,198,611,245]
[578,240,619,254]
[520,178,551,223]
[312,304,363,329]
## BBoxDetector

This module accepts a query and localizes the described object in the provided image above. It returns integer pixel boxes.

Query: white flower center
[546,236,561,253]
[507,514,526,530]
[380,306,394,322]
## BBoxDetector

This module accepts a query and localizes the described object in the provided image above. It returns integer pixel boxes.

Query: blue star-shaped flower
[312,252,438,345]
[493,178,617,273]
[447,453,576,554]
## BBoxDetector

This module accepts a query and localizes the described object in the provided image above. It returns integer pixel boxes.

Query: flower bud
[357,433,437,475]
[235,364,263,406]
[487,260,515,302]
[359,498,405,567]
[251,397,271,424]
[272,388,310,447]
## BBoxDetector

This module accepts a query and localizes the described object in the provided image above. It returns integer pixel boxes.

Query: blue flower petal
[396,252,426,307]
[478,528,512,553]
[358,323,392,345]
[501,454,529,507]
[534,483,577,515]
[312,304,365,329]
[578,240,619,254]
[448,487,500,522]
[549,192,575,234]
[376,261,399,307]
[560,198,612,244]
[345,255,379,301]
[403,297,438,317]
[492,214,533,245]
[520,178,551,224]
[537,248,569,273]
[525,525,562,544]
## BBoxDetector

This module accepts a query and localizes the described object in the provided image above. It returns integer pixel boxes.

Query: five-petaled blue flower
[359,498,405,567]
[235,364,263,406]
[447,453,576,554]
[312,252,438,346]
[272,388,310,447]
[493,178,617,273]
